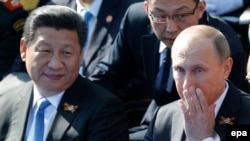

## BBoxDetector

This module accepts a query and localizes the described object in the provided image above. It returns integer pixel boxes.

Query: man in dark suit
[144,25,250,141]
[89,0,248,139]
[46,0,142,76]
[0,5,129,141]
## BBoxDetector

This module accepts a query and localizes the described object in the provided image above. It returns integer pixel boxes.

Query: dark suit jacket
[90,2,249,131]
[244,0,250,6]
[144,81,250,141]
[0,75,129,141]
[46,0,142,76]
[90,2,248,105]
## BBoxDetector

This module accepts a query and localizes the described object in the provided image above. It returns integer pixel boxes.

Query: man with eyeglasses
[89,0,247,140]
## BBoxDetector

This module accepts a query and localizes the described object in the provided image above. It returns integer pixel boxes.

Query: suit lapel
[215,81,241,140]
[46,76,84,140]
[46,105,78,140]
[171,109,185,141]
[84,0,119,69]
[10,82,33,140]
[84,24,110,68]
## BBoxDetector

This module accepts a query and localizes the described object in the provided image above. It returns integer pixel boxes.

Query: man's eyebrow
[152,5,191,13]
[191,64,206,69]
[175,5,191,11]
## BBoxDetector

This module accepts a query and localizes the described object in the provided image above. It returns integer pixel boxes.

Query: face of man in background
[20,27,82,96]
[144,0,205,47]
[172,37,232,105]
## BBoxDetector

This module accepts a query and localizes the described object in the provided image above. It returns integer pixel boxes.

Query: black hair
[23,5,87,50]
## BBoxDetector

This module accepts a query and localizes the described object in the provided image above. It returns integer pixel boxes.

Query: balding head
[172,25,231,64]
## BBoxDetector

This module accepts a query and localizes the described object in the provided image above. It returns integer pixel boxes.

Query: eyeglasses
[149,3,199,23]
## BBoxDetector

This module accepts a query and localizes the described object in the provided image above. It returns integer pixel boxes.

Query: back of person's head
[23,5,87,49]
[173,25,231,64]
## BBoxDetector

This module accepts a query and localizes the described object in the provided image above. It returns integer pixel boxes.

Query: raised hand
[178,86,216,141]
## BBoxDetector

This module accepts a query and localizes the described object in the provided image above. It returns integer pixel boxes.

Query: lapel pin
[64,102,78,113]
[106,15,113,23]
[219,116,235,125]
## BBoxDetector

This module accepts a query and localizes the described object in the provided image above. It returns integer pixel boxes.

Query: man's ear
[197,0,206,19]
[223,57,233,79]
[144,1,149,14]
[20,38,27,62]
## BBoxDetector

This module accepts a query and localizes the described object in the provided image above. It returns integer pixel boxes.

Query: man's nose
[48,54,63,69]
[165,18,178,33]
[182,74,194,90]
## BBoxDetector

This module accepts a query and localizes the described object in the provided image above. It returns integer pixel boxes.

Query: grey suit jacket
[144,81,250,141]
[0,75,129,141]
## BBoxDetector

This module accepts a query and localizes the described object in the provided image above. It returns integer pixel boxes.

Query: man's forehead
[172,42,213,59]
[149,0,195,6]
[172,48,213,68]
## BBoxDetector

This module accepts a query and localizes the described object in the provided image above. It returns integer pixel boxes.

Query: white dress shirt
[24,85,64,141]
[158,42,168,67]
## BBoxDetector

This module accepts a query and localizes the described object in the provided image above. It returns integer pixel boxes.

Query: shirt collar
[159,42,167,53]
[76,0,103,18]
[33,85,64,109]
[214,81,229,116]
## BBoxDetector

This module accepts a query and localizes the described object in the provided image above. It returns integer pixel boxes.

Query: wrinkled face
[144,0,205,47]
[172,38,232,105]
[20,27,82,96]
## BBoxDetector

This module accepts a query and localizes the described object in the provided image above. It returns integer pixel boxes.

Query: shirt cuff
[202,137,214,141]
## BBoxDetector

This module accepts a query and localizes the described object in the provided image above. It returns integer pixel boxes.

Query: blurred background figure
[206,0,250,56]
[0,0,49,81]
[0,0,28,81]
[46,0,143,76]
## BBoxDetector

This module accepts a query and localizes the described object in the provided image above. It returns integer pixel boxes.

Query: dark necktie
[34,99,51,141]
[154,47,174,105]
